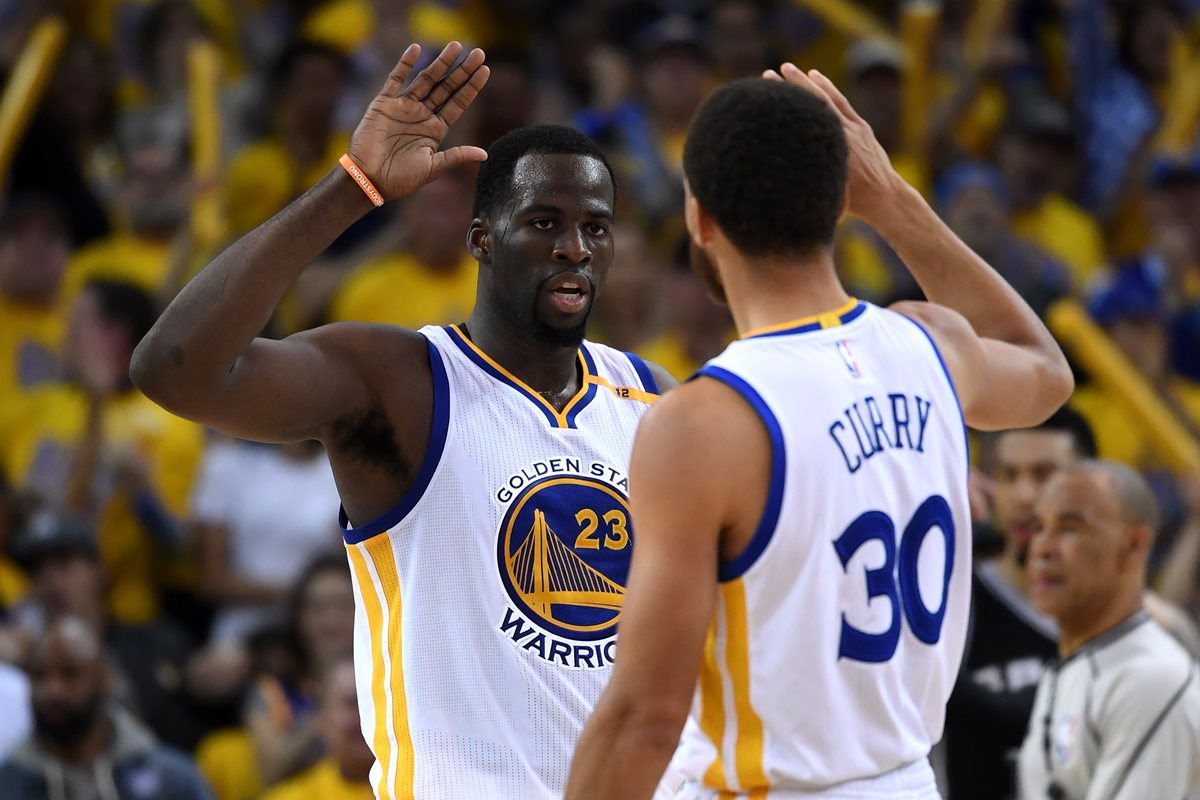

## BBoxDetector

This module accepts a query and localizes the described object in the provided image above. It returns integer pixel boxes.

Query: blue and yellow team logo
[497,476,633,641]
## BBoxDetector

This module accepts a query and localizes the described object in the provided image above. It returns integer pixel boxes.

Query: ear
[683,182,714,248]
[1119,523,1153,571]
[467,219,490,263]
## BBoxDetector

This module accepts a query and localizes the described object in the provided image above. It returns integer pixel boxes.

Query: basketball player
[567,67,1073,799]
[131,43,674,798]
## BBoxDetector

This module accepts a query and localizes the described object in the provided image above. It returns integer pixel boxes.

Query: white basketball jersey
[340,324,660,799]
[672,300,971,797]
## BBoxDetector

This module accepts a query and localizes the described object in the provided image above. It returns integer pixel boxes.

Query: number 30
[832,495,955,663]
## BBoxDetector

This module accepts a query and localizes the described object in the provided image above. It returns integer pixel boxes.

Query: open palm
[348,42,491,201]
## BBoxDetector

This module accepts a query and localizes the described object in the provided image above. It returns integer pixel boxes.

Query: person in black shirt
[943,407,1096,800]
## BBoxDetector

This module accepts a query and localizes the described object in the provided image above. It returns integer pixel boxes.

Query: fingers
[803,68,863,124]
[379,44,421,96]
[762,69,783,81]
[430,145,489,179]
[403,41,465,103]
[423,46,486,112]
[778,63,835,109]
[435,63,490,127]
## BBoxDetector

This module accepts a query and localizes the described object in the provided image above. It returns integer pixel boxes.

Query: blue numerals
[833,495,955,663]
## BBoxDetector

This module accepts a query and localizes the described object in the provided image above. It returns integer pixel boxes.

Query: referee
[1018,460,1200,799]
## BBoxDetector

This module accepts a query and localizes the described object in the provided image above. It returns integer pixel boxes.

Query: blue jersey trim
[899,315,971,468]
[746,301,868,339]
[340,337,451,544]
[694,365,787,582]
[624,351,660,394]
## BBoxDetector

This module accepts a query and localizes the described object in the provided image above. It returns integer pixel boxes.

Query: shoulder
[638,372,766,458]
[123,745,211,796]
[1094,624,1196,716]
[644,360,679,392]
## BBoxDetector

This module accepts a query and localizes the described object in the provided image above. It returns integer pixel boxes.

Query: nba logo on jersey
[837,339,862,378]
[495,459,633,669]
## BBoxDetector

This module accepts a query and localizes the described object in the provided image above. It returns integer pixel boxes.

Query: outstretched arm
[131,43,490,443]
[769,65,1073,430]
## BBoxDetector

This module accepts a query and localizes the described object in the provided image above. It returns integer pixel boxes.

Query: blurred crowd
[1,0,1200,798]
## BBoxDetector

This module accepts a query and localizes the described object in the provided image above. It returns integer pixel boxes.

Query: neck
[1058,593,1144,659]
[42,715,111,766]
[463,305,582,403]
[337,757,374,784]
[721,248,850,336]
[996,541,1030,596]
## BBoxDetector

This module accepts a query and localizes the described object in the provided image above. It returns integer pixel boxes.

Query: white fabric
[190,439,342,641]
[672,302,971,794]
[1017,615,1200,800]
[0,662,32,760]
[343,326,662,799]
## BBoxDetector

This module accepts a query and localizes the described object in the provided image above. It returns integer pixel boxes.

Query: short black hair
[991,405,1098,459]
[683,78,848,257]
[472,125,616,218]
[84,279,159,352]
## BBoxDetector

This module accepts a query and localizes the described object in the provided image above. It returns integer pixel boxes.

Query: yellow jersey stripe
[740,297,860,339]
[346,544,393,798]
[724,579,768,790]
[585,375,659,405]
[699,622,729,790]
[448,324,590,427]
[364,535,416,799]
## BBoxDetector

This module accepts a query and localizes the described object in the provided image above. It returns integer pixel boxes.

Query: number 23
[574,509,629,550]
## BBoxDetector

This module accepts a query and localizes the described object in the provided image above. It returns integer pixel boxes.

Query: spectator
[938,162,1071,315]
[1070,0,1184,252]
[0,197,70,419]
[1073,266,1200,475]
[246,553,355,786]
[0,467,30,612]
[0,279,204,624]
[261,652,373,799]
[590,229,667,352]
[0,616,212,799]
[998,98,1108,293]
[190,438,342,643]
[63,119,194,302]
[328,169,477,328]
[638,238,733,380]
[706,0,775,81]
[1110,152,1200,382]
[943,408,1096,800]
[1018,461,1200,799]
[9,510,209,751]
[224,41,352,235]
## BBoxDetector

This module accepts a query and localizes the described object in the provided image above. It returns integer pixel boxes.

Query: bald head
[1068,459,1160,535]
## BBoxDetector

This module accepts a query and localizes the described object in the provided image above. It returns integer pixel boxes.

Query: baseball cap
[13,510,99,570]
[846,39,905,79]
[636,15,708,61]
[1148,151,1200,189]
[1087,265,1165,327]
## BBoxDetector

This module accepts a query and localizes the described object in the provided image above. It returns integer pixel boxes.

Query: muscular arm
[131,43,490,444]
[567,379,764,799]
[773,66,1073,430]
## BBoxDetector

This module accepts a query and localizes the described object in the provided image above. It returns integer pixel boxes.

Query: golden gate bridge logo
[498,476,633,640]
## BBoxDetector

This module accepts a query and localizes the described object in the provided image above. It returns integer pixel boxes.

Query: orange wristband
[339,154,385,207]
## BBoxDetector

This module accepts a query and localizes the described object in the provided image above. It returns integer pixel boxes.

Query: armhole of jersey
[693,365,787,582]
[340,336,451,544]
[624,350,660,394]
[897,314,971,469]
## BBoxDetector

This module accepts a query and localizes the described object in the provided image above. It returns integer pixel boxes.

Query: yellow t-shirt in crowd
[637,331,737,383]
[1071,380,1200,471]
[262,760,373,800]
[224,134,351,236]
[63,233,172,301]
[0,296,64,422]
[302,0,376,53]
[0,558,29,609]
[329,253,477,329]
[0,385,204,623]
[1012,195,1107,293]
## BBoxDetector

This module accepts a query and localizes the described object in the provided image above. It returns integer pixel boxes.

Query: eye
[587,223,609,237]
[531,218,553,230]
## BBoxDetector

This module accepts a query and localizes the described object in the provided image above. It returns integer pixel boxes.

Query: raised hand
[348,42,491,201]
[764,63,905,227]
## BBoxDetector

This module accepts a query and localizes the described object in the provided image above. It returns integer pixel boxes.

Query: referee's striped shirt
[1017,611,1200,799]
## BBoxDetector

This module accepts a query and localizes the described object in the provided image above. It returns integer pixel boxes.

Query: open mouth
[544,273,591,315]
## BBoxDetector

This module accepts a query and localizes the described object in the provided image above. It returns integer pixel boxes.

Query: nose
[553,227,591,265]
